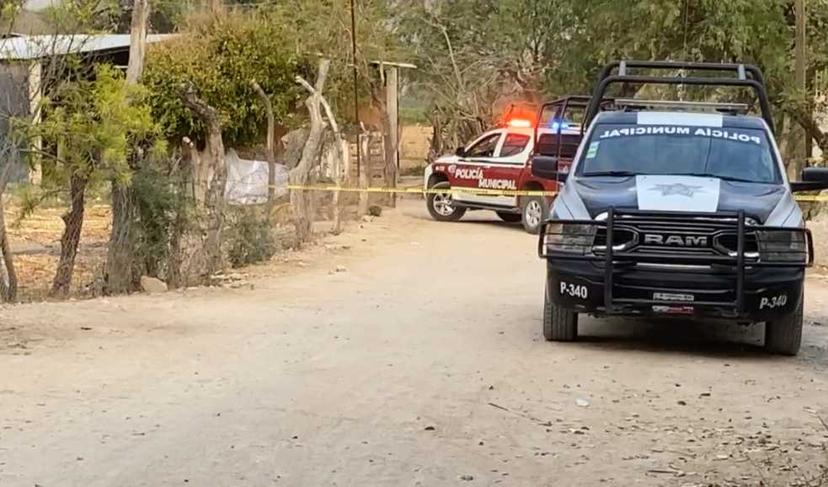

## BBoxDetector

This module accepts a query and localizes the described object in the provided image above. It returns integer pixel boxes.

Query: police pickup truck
[424,97,587,233]
[533,61,828,355]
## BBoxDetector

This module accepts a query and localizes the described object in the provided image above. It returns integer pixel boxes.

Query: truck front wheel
[543,282,578,341]
[427,181,466,222]
[764,297,803,356]
[522,196,549,234]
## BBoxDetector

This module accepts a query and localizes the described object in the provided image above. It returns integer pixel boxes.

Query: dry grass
[4,202,111,301]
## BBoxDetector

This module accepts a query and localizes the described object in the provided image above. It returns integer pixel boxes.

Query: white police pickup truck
[424,97,588,233]
[533,61,828,355]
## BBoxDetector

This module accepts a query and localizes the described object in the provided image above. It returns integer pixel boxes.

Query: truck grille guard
[538,208,813,315]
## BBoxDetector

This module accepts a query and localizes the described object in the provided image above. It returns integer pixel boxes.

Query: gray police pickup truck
[532,61,828,355]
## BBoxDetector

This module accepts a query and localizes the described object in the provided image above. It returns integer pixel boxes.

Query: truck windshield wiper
[582,170,637,177]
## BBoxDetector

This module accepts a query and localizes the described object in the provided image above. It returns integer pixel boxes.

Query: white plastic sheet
[225,149,288,205]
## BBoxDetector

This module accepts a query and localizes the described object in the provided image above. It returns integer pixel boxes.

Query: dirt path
[1,200,828,486]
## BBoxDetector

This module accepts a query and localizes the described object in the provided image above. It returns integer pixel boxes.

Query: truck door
[473,131,532,207]
[451,131,504,204]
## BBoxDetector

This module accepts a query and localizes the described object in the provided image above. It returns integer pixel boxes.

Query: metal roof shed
[0,34,175,61]
[0,34,174,183]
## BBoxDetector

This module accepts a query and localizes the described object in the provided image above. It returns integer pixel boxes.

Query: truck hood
[434,154,461,164]
[568,175,788,223]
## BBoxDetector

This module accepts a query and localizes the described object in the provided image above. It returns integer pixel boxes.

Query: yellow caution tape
[791,194,828,202]
[284,184,828,202]
[285,184,557,197]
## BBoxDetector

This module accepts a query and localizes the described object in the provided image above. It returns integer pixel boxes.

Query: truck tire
[543,283,578,341]
[764,297,803,356]
[496,212,521,223]
[426,181,466,222]
[522,195,549,234]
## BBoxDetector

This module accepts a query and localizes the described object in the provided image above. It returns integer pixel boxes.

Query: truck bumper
[546,260,803,321]
[540,208,811,322]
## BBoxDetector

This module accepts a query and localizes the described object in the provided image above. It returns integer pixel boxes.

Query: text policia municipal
[598,126,763,145]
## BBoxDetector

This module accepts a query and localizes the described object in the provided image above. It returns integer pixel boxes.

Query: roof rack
[532,96,592,158]
[584,60,774,133]
[614,98,750,116]
[536,95,612,128]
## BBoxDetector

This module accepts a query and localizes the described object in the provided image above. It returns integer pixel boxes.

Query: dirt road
[2,200,828,486]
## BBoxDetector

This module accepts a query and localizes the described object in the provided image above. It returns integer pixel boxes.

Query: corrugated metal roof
[0,34,176,61]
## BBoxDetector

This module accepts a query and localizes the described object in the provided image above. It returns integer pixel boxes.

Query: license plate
[652,305,694,315]
[653,292,695,303]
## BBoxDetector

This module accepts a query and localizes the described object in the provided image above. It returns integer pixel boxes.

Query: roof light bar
[507,118,533,128]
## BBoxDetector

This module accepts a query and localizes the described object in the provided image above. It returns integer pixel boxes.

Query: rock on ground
[139,276,168,294]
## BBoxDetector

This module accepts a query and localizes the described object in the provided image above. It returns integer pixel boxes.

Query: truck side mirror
[531,154,567,182]
[455,146,466,157]
[791,167,828,192]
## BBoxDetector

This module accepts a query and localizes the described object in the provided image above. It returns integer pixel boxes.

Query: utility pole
[794,0,808,176]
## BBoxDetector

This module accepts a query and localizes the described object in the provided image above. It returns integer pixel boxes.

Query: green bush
[143,12,307,149]
[131,163,188,277]
[225,206,279,268]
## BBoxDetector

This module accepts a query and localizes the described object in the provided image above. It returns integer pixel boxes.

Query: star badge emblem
[651,183,704,197]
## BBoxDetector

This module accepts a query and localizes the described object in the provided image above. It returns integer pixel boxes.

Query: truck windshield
[578,123,781,183]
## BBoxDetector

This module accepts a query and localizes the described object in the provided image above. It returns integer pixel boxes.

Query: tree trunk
[180,85,227,279]
[105,0,151,294]
[126,0,150,86]
[428,113,444,164]
[0,162,17,303]
[0,194,17,303]
[202,127,226,278]
[290,59,331,245]
[791,108,828,161]
[51,174,87,298]
[105,187,140,293]
[316,85,344,234]
[166,146,188,289]
[250,80,276,206]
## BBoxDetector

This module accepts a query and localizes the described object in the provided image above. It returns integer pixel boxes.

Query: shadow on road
[408,212,529,232]
[564,316,828,365]
[572,317,782,360]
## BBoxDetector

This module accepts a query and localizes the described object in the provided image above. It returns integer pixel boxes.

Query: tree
[550,0,828,165]
[399,0,828,169]
[291,59,332,243]
[249,80,276,206]
[143,12,304,150]
[178,82,226,278]
[28,65,159,297]
[0,142,18,302]
[41,0,124,33]
[0,0,25,303]
[397,0,575,155]
[142,11,306,282]
[106,0,152,295]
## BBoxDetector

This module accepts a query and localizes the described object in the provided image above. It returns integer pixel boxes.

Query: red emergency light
[506,118,533,128]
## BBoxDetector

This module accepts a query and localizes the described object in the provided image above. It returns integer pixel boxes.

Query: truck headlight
[543,222,598,254]
[756,230,810,263]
